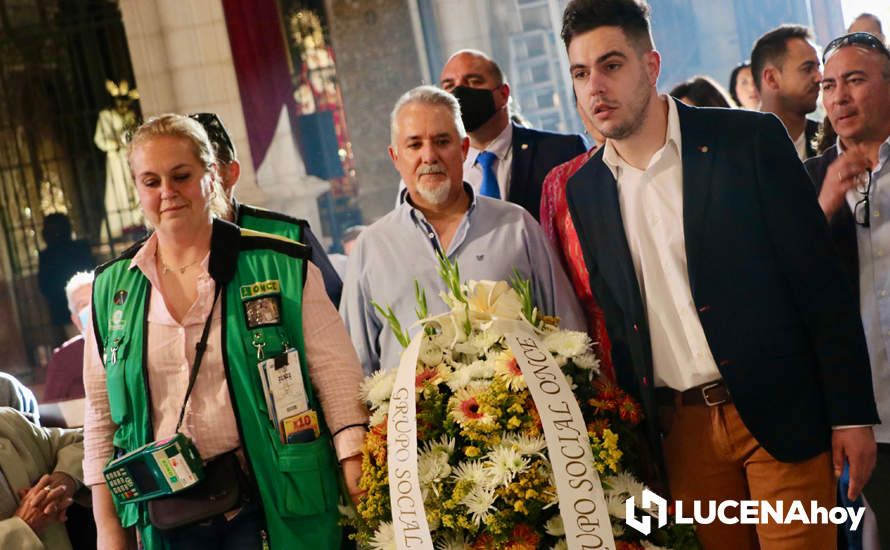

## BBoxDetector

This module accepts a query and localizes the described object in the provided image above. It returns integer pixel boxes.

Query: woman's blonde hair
[127,113,232,220]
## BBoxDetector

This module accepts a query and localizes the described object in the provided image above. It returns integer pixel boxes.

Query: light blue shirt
[851,137,890,442]
[340,184,585,374]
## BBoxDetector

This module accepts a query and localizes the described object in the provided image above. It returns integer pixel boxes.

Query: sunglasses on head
[823,32,890,63]
[188,112,235,161]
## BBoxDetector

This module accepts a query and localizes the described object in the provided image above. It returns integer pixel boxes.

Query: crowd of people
[8,0,889,548]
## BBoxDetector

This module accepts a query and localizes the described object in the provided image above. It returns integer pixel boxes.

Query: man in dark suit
[751,25,823,160]
[561,1,878,548]
[805,32,890,548]
[438,49,587,220]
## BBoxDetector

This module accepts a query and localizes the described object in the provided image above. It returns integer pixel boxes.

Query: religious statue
[94,79,142,239]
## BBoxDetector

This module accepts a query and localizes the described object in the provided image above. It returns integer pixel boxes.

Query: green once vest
[92,220,341,549]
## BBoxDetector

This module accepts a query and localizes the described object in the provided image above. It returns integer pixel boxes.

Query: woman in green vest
[82,114,368,549]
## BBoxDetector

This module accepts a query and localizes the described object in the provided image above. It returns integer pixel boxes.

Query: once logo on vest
[240,280,280,299]
[110,309,126,331]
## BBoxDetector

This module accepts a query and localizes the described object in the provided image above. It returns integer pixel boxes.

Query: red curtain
[221,0,296,170]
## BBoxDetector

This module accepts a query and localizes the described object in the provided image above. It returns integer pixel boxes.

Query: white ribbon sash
[505,332,616,550]
[387,324,615,550]
[387,335,434,549]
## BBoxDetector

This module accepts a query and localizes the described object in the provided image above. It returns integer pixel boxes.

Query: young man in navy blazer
[561,1,878,548]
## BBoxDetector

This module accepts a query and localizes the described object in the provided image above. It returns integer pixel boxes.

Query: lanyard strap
[175,284,222,433]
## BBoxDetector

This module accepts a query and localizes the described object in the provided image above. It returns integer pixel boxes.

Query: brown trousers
[660,402,836,550]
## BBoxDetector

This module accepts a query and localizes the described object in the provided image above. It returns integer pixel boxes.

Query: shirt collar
[602,95,682,179]
[836,134,890,173]
[467,122,514,165]
[130,232,211,290]
[403,182,478,222]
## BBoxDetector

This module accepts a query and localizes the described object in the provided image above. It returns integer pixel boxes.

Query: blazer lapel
[508,123,533,205]
[566,151,643,322]
[677,103,716,291]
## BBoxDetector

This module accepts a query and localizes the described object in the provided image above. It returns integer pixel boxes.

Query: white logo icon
[625,489,668,535]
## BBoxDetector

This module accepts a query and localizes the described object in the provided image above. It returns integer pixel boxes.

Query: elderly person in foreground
[0,407,84,549]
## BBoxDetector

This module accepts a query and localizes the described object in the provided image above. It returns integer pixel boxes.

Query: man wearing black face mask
[438,49,587,220]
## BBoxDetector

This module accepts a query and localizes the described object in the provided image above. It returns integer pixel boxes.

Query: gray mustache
[418,164,446,176]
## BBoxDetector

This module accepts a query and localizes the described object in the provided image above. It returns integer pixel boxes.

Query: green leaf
[509,268,537,326]
[414,279,429,320]
[371,300,411,348]
[437,251,465,303]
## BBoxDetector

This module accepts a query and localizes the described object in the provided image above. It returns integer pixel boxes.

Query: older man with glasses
[805,32,890,546]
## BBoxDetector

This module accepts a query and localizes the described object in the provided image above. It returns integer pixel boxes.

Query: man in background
[751,25,822,159]
[438,49,587,220]
[804,32,890,547]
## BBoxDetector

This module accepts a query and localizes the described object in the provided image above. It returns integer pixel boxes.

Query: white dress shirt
[464,122,514,200]
[602,96,721,391]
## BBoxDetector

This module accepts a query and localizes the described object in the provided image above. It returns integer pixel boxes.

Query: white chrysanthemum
[604,471,647,503]
[435,533,472,550]
[542,330,591,358]
[605,494,629,519]
[467,329,501,353]
[501,433,546,456]
[446,360,494,391]
[544,515,564,536]
[361,369,397,409]
[369,521,396,550]
[550,540,568,550]
[485,445,530,485]
[451,460,492,488]
[423,434,455,456]
[461,486,497,526]
[572,351,601,371]
[369,407,387,426]
[611,523,625,537]
[418,447,452,486]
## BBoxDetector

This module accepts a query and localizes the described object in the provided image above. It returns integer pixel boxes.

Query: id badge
[258,349,308,426]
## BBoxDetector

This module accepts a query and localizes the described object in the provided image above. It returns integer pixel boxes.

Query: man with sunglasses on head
[805,32,890,546]
[190,113,343,306]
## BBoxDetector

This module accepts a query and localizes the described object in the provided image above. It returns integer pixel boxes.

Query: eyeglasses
[853,171,873,228]
[188,112,236,162]
[823,32,890,64]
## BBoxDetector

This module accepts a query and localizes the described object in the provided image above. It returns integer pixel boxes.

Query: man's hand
[819,150,872,220]
[341,454,365,506]
[832,426,877,500]
[14,474,71,533]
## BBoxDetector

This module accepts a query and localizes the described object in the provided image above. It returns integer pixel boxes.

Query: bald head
[849,13,885,43]
[439,49,505,91]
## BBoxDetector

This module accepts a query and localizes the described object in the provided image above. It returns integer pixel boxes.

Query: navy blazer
[566,102,878,466]
[804,145,860,297]
[507,124,587,221]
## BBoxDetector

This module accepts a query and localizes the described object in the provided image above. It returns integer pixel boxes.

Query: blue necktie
[476,151,500,199]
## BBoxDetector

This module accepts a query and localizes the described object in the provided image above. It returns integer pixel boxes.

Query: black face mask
[451,86,498,132]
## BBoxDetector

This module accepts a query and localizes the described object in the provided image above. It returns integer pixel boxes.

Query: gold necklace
[158,252,201,275]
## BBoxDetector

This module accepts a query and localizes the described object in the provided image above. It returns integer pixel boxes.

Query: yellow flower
[465,446,481,458]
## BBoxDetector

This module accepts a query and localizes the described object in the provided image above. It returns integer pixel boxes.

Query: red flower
[471,534,497,550]
[415,367,440,388]
[618,395,643,425]
[587,418,610,437]
[504,524,540,550]
[616,541,645,550]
